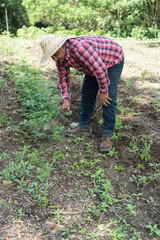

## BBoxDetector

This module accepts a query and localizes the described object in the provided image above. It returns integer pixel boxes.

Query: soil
[0,38,160,240]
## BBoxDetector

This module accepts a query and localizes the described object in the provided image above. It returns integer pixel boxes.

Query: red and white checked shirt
[56,35,124,101]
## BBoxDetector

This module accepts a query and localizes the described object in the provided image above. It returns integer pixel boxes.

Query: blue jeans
[79,58,124,137]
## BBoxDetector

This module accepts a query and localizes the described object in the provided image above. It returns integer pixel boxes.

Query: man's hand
[61,100,70,111]
[98,92,112,106]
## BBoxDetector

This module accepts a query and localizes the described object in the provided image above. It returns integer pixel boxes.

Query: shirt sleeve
[56,62,71,102]
[74,42,110,94]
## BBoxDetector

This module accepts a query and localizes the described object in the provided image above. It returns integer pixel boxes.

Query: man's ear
[62,44,65,50]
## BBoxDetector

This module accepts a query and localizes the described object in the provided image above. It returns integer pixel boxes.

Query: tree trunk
[5,8,9,33]
[117,9,121,38]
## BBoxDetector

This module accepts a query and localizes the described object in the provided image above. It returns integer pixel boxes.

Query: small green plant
[115,116,124,131]
[1,113,11,126]
[136,163,145,169]
[111,132,124,140]
[88,205,101,217]
[98,118,103,125]
[37,163,53,182]
[146,222,160,237]
[61,223,77,239]
[86,141,94,153]
[141,70,149,82]
[126,204,136,216]
[140,136,153,162]
[17,207,25,218]
[138,175,147,186]
[129,173,138,186]
[129,138,139,156]
[54,208,63,227]
[117,102,125,115]
[114,165,123,172]
[74,135,85,143]
[108,147,118,157]
[107,220,127,239]
[125,77,133,89]
[91,167,116,205]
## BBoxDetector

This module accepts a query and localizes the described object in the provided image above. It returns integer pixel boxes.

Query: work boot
[65,125,91,137]
[99,137,112,152]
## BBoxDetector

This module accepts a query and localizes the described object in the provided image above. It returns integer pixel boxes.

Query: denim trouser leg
[102,59,124,137]
[79,75,99,130]
[79,58,124,136]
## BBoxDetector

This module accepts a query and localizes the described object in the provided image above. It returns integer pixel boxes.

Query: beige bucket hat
[40,34,71,63]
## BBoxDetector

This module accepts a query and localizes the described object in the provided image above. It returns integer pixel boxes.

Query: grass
[0,35,160,239]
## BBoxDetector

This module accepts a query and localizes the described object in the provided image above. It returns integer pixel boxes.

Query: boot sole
[99,146,112,152]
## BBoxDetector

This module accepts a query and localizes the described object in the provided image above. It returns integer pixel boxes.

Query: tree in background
[22,0,160,37]
[0,0,28,33]
[0,0,160,38]
[145,0,160,38]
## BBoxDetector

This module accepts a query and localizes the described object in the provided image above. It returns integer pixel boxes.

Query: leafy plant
[141,70,149,82]
[140,136,153,162]
[114,165,123,172]
[17,207,25,218]
[129,138,139,156]
[115,116,124,131]
[108,147,118,157]
[61,227,77,240]
[1,113,12,126]
[146,222,160,237]
[126,204,136,216]
[125,77,133,89]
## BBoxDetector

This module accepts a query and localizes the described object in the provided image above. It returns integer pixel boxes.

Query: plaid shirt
[56,35,124,101]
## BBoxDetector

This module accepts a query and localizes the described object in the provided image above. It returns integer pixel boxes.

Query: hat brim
[40,35,71,64]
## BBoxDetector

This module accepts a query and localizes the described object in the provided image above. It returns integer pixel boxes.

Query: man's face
[51,45,65,63]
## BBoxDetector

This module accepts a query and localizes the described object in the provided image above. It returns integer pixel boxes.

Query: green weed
[91,167,116,205]
[1,113,13,126]
[125,77,133,89]
[129,138,139,156]
[61,225,77,239]
[146,222,160,237]
[141,70,149,82]
[74,135,85,143]
[140,136,153,162]
[108,147,118,157]
[54,208,64,227]
[115,116,124,131]
[114,165,123,172]
[17,207,25,218]
[98,118,103,125]
[126,204,136,216]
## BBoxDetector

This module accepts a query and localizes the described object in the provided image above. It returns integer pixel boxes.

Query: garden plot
[0,36,160,240]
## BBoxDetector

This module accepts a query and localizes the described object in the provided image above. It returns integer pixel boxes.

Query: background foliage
[0,0,160,38]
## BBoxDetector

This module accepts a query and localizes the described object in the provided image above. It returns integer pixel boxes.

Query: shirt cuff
[99,89,108,94]
[63,97,71,102]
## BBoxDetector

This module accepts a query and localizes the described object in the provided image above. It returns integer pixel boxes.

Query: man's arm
[56,62,71,102]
